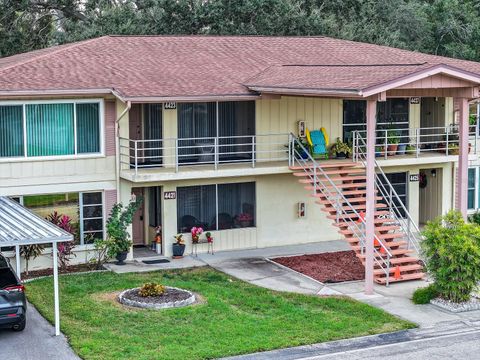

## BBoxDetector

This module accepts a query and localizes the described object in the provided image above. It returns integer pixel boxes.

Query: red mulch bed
[21,263,101,280]
[273,250,365,283]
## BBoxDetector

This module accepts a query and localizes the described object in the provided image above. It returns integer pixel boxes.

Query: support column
[456,97,469,219]
[365,100,376,295]
[52,243,60,336]
[15,245,21,281]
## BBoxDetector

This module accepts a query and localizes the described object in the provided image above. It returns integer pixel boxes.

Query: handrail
[289,133,392,283]
[353,131,422,255]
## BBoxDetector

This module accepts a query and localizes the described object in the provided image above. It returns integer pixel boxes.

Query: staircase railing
[289,133,393,285]
[353,131,422,255]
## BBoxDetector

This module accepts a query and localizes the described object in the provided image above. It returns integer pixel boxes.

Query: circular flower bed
[118,286,196,309]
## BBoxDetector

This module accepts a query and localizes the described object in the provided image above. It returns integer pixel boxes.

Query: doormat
[142,259,170,265]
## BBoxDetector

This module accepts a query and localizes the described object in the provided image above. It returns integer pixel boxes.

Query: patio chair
[309,129,328,159]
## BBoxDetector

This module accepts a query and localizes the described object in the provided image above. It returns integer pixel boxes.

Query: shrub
[47,211,76,270]
[422,210,480,303]
[20,244,44,275]
[469,210,480,225]
[412,284,439,304]
[139,283,166,297]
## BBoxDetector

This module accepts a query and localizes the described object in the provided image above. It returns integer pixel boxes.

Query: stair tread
[357,248,413,258]
[320,203,388,211]
[304,183,366,191]
[389,256,421,265]
[375,272,425,284]
[299,176,367,184]
[327,210,390,220]
[290,162,358,170]
[316,196,383,205]
[373,264,424,275]
[312,190,379,198]
[339,225,401,234]
[334,218,397,227]
[351,241,407,250]
[292,168,365,176]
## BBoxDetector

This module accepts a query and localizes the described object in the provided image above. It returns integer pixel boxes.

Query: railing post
[446,126,449,156]
[134,140,138,175]
[288,134,292,167]
[389,186,393,214]
[251,135,256,168]
[214,137,218,170]
[415,128,420,157]
[476,121,479,154]
[386,254,390,287]
[407,217,411,250]
[384,130,388,160]
[175,139,179,173]
[313,163,317,196]
[352,131,357,162]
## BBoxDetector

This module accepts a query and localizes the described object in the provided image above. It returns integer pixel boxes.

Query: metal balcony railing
[119,133,290,174]
[352,125,479,161]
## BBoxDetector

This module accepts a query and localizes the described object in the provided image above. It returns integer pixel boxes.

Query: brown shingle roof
[0,35,480,99]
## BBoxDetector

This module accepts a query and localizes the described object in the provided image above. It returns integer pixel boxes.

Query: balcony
[119,134,290,182]
[352,125,479,166]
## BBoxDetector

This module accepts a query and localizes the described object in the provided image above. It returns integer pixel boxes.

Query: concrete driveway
[0,303,79,360]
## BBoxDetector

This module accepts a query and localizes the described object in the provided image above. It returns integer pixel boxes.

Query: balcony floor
[120,150,470,183]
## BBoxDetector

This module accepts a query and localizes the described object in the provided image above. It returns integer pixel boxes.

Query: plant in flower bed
[47,211,76,270]
[26,268,413,360]
[139,283,166,297]
[422,210,480,304]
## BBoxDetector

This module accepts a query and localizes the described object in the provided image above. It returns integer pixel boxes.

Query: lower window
[177,182,256,233]
[15,192,104,245]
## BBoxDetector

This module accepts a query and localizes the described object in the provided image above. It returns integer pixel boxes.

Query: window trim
[176,181,256,233]
[467,167,479,212]
[0,99,105,162]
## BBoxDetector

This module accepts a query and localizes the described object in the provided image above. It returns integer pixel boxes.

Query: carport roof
[0,196,73,246]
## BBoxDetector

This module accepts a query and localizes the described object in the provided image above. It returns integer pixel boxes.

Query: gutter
[115,100,132,199]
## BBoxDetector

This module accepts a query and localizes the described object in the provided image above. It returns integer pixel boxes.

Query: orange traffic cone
[379,244,386,253]
[394,266,402,280]
[374,238,381,247]
[356,211,365,224]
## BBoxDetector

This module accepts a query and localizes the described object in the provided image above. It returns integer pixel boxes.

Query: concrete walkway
[0,303,79,360]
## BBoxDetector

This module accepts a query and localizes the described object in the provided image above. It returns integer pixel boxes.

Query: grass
[26,268,414,360]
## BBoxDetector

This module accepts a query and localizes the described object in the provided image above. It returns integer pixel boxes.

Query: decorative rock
[118,286,196,309]
[430,297,480,313]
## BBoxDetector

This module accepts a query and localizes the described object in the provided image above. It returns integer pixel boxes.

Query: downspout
[115,101,132,198]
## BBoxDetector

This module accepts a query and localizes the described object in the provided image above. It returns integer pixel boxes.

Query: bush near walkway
[26,268,413,360]
[422,210,480,303]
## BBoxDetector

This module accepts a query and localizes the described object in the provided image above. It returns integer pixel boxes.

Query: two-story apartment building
[1,36,480,285]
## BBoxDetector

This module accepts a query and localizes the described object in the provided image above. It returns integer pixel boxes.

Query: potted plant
[406,144,416,155]
[375,146,383,158]
[172,234,186,257]
[191,226,203,244]
[396,142,407,155]
[238,213,253,227]
[386,129,400,156]
[330,137,352,159]
[106,198,143,265]
[205,231,213,243]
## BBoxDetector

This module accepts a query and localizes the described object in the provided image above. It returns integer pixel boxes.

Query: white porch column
[15,245,21,281]
[456,97,469,219]
[365,99,376,295]
[52,244,60,336]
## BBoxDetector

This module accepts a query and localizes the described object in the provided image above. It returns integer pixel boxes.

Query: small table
[192,240,214,257]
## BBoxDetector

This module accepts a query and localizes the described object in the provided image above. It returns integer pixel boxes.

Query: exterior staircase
[288,134,425,285]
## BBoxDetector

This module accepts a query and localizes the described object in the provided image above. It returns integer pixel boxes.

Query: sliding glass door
[177,101,255,165]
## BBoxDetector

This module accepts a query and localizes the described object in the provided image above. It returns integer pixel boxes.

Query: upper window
[0,101,102,158]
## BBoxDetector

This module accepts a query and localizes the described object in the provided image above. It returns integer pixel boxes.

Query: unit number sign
[164,191,177,200]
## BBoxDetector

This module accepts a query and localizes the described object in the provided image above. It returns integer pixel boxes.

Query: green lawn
[27,268,414,360]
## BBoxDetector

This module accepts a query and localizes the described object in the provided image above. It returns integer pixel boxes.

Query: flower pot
[115,251,128,266]
[172,243,186,257]
[387,144,398,156]
[396,144,407,155]
[335,152,347,160]
[240,220,252,228]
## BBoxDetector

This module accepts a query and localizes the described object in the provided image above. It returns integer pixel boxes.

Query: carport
[0,196,73,336]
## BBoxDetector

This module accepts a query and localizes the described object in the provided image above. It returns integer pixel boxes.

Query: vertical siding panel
[305,98,314,129]
[105,100,116,156]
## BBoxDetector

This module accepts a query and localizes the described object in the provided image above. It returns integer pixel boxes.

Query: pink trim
[362,64,480,97]
[456,98,469,219]
[104,190,117,219]
[105,100,116,156]
[365,99,376,295]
